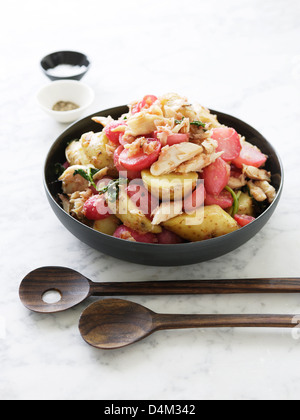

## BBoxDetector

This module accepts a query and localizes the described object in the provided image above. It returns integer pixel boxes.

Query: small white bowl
[37,80,95,123]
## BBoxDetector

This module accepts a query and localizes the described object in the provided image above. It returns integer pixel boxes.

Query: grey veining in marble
[1,0,300,400]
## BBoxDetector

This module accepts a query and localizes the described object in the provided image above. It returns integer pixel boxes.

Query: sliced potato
[80,131,115,170]
[237,192,254,216]
[141,170,198,201]
[66,140,91,166]
[93,215,121,236]
[163,205,239,242]
[108,189,162,234]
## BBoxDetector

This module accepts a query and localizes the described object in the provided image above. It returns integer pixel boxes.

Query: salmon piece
[151,201,183,225]
[150,143,203,176]
[247,181,267,202]
[243,165,271,182]
[255,181,276,203]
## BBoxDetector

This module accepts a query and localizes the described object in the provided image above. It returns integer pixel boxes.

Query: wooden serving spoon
[19,267,300,314]
[79,299,299,350]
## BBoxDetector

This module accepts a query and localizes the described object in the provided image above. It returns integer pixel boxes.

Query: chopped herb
[175,119,206,129]
[73,168,100,189]
[98,178,128,203]
[74,167,127,202]
[190,120,206,128]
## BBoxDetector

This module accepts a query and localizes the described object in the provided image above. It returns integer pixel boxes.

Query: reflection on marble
[1,0,300,401]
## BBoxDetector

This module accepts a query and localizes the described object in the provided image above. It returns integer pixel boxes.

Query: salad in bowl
[56,93,277,245]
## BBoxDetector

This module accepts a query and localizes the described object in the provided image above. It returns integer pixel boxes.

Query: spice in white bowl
[52,101,80,112]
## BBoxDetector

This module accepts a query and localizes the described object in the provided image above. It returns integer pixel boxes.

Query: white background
[1,0,300,400]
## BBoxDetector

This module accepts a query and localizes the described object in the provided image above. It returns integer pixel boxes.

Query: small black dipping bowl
[40,51,90,81]
[44,106,283,266]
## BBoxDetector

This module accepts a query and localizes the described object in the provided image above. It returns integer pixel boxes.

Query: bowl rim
[40,50,91,76]
[37,80,95,116]
[44,105,284,248]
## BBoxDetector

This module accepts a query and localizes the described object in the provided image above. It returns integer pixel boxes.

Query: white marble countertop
[1,0,300,400]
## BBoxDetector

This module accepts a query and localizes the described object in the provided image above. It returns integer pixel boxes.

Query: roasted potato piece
[141,170,198,201]
[237,192,254,216]
[108,189,162,234]
[66,140,90,166]
[163,205,239,241]
[80,131,115,170]
[93,215,121,236]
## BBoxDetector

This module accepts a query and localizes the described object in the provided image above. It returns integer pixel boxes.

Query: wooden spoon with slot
[19,266,300,314]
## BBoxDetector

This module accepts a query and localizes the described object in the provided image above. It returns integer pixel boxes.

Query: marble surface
[1,0,300,400]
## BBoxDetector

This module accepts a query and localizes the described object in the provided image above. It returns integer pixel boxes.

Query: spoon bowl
[19,267,91,313]
[79,299,155,349]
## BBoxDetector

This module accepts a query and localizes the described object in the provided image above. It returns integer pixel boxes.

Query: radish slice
[83,195,111,221]
[157,229,184,244]
[166,133,189,146]
[233,141,267,169]
[205,190,234,209]
[230,164,243,178]
[212,127,242,162]
[234,214,256,227]
[114,146,142,180]
[184,183,206,214]
[131,95,158,115]
[119,140,161,172]
[202,158,231,196]
[104,121,127,145]
[113,225,157,244]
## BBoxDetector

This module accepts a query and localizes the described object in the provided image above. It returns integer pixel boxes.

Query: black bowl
[40,51,90,81]
[44,106,283,266]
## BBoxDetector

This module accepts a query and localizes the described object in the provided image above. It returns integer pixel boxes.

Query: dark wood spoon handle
[155,314,298,330]
[90,278,300,296]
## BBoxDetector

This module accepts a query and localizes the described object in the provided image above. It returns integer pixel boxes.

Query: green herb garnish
[190,120,206,128]
[175,118,206,129]
[175,117,185,125]
[73,168,100,190]
[226,186,240,217]
[74,168,127,202]
[98,178,128,203]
